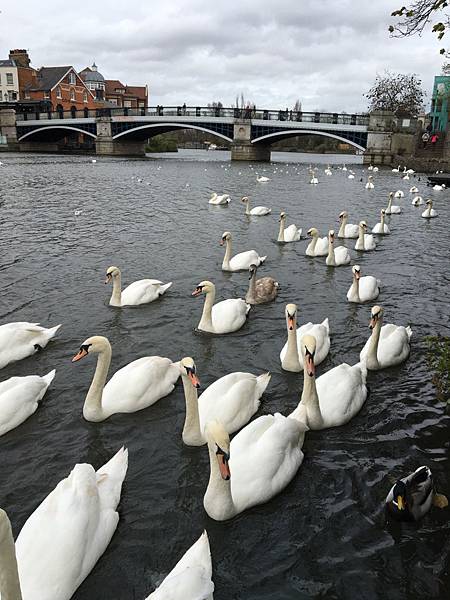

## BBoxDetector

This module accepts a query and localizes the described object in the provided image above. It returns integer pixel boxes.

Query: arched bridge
[15,106,371,161]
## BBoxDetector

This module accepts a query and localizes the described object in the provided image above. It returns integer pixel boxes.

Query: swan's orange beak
[219,239,224,246]
[191,287,202,297]
[188,370,200,388]
[369,315,378,329]
[354,271,361,280]
[104,274,111,284]
[305,352,315,377]
[287,315,295,330]
[216,449,230,480]
[72,348,88,362]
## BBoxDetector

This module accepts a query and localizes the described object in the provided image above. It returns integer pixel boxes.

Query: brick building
[104,79,148,109]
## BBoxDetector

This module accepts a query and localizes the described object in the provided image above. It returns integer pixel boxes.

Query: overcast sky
[0,0,443,111]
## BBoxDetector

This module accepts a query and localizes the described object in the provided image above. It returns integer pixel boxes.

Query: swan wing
[284,224,301,241]
[0,322,61,369]
[344,224,359,238]
[121,279,166,305]
[229,250,264,270]
[211,299,249,334]
[334,246,351,265]
[295,321,330,366]
[102,357,179,414]
[358,276,380,302]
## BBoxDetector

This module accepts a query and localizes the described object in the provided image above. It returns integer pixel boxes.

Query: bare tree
[389,0,450,53]
[293,99,302,112]
[365,71,425,116]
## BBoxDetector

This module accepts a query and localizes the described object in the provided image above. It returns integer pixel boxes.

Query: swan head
[204,420,230,480]
[105,266,120,284]
[389,192,394,198]
[352,265,361,280]
[279,211,286,221]
[249,263,258,279]
[192,280,215,297]
[285,303,297,330]
[328,229,335,242]
[338,211,348,221]
[241,196,250,203]
[426,199,432,206]
[301,334,316,377]
[180,357,200,388]
[368,175,373,181]
[380,209,386,216]
[359,221,368,231]
[220,231,231,246]
[72,335,111,362]
[307,227,319,238]
[369,305,383,329]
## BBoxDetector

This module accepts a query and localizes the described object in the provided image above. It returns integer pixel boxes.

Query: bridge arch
[252,129,366,151]
[113,122,233,143]
[18,126,97,142]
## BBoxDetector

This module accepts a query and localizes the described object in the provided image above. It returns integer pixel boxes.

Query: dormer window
[69,72,76,85]
[83,91,88,103]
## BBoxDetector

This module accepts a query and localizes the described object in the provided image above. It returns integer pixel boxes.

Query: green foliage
[145,136,178,153]
[389,0,450,53]
[425,335,450,403]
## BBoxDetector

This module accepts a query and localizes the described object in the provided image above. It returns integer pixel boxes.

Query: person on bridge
[182,103,186,115]
[421,131,430,148]
[431,133,439,147]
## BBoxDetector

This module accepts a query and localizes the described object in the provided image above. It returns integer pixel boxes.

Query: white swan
[433,184,445,191]
[0,370,55,437]
[412,196,424,206]
[365,175,374,189]
[241,196,271,216]
[367,164,374,171]
[305,227,328,256]
[246,263,278,305]
[347,265,380,303]
[402,173,410,180]
[72,336,179,422]
[360,306,412,370]
[220,231,266,271]
[394,190,405,198]
[409,186,419,193]
[145,532,214,599]
[203,410,308,521]
[338,211,359,238]
[105,266,172,307]
[422,199,438,218]
[342,164,348,171]
[0,447,128,600]
[372,209,391,234]
[179,357,270,446]
[299,335,368,429]
[325,230,351,266]
[392,165,400,173]
[309,169,318,184]
[256,175,270,183]
[192,280,250,334]
[355,221,376,251]
[277,212,301,242]
[324,165,332,176]
[280,303,330,372]
[373,166,379,172]
[209,192,230,205]
[385,192,402,214]
[0,322,61,370]
[348,173,355,179]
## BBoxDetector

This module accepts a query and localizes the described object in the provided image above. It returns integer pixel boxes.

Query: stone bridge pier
[364,110,417,165]
[95,117,146,156]
[231,121,270,162]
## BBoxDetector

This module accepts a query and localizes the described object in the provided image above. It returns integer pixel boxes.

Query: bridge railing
[15,106,369,126]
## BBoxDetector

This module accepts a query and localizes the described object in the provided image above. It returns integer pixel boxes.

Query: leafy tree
[365,71,425,116]
[389,1,450,53]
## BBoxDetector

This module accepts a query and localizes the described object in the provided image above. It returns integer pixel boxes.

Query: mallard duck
[385,466,435,521]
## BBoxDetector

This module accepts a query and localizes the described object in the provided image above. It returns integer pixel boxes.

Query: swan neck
[277,218,285,242]
[222,239,232,270]
[247,271,257,302]
[0,516,23,600]
[301,367,323,429]
[367,318,382,369]
[327,237,335,265]
[84,345,111,421]
[338,215,346,237]
[198,288,215,332]
[181,374,203,445]
[204,443,236,520]
[357,226,364,246]
[244,199,250,215]
[349,275,360,302]
[380,213,385,228]
[387,197,392,209]
[110,273,122,307]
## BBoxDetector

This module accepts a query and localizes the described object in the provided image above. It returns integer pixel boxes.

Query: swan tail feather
[321,317,330,331]
[42,369,56,387]
[245,303,251,314]
[259,256,267,264]
[46,324,62,338]
[159,282,173,294]
[406,326,413,340]
[256,372,271,395]
[97,447,129,510]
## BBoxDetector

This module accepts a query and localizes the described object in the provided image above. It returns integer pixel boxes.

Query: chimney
[9,49,31,68]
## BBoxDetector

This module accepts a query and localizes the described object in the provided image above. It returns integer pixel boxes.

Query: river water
[0,149,449,599]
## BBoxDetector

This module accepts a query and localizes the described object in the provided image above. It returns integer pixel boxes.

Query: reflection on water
[0,150,449,599]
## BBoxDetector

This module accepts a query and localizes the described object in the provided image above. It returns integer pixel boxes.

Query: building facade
[105,79,148,109]
[429,75,450,132]
[79,63,106,103]
[0,59,19,102]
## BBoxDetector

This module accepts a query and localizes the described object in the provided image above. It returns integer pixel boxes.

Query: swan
[0,447,128,600]
[0,370,55,437]
[412,195,424,206]
[305,227,329,256]
[385,466,441,522]
[342,164,348,171]
[406,168,415,174]
[385,192,402,214]
[325,230,351,266]
[179,357,270,446]
[409,186,419,193]
[298,335,367,430]
[421,199,438,218]
[192,280,250,334]
[433,184,445,191]
[338,211,359,238]
[394,190,404,198]
[355,221,376,251]
[360,305,412,370]
[324,165,332,176]
[277,212,301,242]
[402,173,410,180]
[256,175,270,183]
[245,263,278,305]
[367,164,374,171]
[348,173,355,179]
[220,231,266,271]
[241,196,270,216]
[280,304,330,372]
[309,169,318,184]
[209,192,230,205]
[392,165,400,173]
[365,175,374,189]
[72,336,179,422]
[145,531,214,599]
[347,265,380,303]
[372,166,379,172]
[372,209,391,234]
[105,266,172,307]
[202,409,308,521]
[0,322,61,370]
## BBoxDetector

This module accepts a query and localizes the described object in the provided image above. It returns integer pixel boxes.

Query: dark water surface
[0,150,449,599]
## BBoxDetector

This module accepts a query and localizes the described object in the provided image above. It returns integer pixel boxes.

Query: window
[83,91,88,103]
[69,72,76,85]
[70,88,75,101]
[8,91,17,101]
[44,91,50,99]
[24,91,30,100]
[108,98,117,105]
[124,100,132,107]
[6,73,13,85]
[56,86,62,98]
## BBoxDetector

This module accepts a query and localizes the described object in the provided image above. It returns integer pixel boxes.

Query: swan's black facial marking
[34,344,42,352]
[216,445,230,480]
